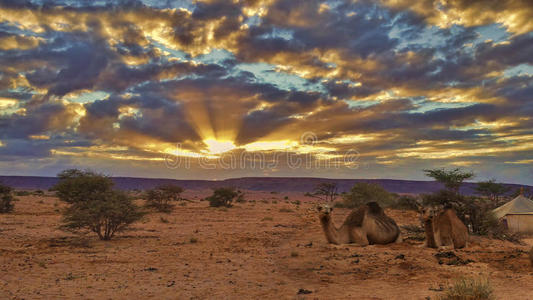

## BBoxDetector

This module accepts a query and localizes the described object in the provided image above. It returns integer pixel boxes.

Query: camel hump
[343,205,366,227]
[366,202,383,215]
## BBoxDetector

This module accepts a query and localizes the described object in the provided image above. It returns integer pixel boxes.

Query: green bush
[14,190,31,196]
[0,183,15,213]
[145,184,184,213]
[341,182,395,208]
[53,169,114,204]
[53,169,144,240]
[439,277,494,300]
[391,195,419,210]
[207,187,241,208]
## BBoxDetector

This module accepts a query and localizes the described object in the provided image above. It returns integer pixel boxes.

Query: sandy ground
[1,191,533,300]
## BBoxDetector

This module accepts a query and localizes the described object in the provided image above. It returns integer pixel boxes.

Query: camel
[419,204,468,249]
[317,202,401,245]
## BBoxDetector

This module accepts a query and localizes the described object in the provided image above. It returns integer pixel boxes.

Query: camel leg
[395,232,403,243]
[350,227,369,246]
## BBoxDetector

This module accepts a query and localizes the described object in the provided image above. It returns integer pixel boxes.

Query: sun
[203,139,237,155]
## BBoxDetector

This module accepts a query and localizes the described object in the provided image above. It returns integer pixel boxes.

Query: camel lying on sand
[317,202,401,246]
[419,205,468,249]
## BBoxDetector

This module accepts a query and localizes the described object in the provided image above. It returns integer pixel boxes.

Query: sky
[0,0,532,184]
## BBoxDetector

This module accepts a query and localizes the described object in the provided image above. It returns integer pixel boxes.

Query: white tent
[492,194,533,234]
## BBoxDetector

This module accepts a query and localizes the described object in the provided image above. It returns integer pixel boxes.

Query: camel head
[317,204,333,221]
[419,205,443,223]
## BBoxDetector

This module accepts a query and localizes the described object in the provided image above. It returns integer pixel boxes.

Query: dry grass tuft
[438,277,494,300]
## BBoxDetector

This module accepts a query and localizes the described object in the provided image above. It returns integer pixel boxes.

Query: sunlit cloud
[0,0,532,184]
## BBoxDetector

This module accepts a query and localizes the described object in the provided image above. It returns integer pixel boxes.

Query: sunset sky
[0,0,532,184]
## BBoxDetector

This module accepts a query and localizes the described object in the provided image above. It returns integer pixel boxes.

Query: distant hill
[0,176,530,196]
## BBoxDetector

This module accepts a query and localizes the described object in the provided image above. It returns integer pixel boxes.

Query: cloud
[379,0,533,34]
[0,0,532,184]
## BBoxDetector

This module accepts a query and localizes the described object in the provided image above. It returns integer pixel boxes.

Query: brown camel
[317,202,401,245]
[419,205,468,249]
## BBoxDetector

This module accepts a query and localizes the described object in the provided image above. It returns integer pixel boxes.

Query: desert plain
[1,191,533,300]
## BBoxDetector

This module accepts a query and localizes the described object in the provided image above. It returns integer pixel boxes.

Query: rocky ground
[1,191,532,299]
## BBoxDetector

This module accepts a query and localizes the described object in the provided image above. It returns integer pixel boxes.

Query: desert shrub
[478,212,522,243]
[53,169,144,240]
[33,190,45,196]
[341,182,395,208]
[439,277,494,300]
[145,185,184,213]
[53,169,114,204]
[333,201,348,208]
[0,183,15,213]
[401,224,426,241]
[391,195,419,210]
[235,190,246,203]
[306,182,338,202]
[14,190,31,196]
[61,190,144,240]
[207,187,241,208]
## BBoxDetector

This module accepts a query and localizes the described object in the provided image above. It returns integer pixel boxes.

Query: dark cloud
[0,0,532,183]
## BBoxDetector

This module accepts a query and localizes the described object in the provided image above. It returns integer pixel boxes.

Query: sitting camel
[419,204,468,249]
[317,202,401,245]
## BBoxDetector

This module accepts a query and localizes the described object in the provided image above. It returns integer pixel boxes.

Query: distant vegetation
[0,182,15,213]
[306,182,338,202]
[14,190,31,196]
[423,168,474,195]
[207,187,243,208]
[145,184,184,213]
[52,169,145,240]
[337,182,395,208]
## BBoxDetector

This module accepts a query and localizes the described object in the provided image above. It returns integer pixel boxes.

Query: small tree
[340,182,394,208]
[0,183,15,213]
[52,169,144,240]
[475,179,510,205]
[145,185,184,213]
[306,182,338,202]
[423,168,474,194]
[207,187,240,208]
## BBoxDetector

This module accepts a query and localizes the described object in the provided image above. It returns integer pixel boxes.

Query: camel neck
[320,217,339,244]
[424,219,437,248]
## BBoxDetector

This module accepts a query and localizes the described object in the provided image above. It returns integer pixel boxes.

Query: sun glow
[203,139,237,155]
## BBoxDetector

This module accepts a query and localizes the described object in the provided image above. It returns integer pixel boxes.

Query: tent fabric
[504,215,533,234]
[492,195,533,219]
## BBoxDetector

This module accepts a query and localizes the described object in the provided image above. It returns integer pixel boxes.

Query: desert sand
[1,192,533,299]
